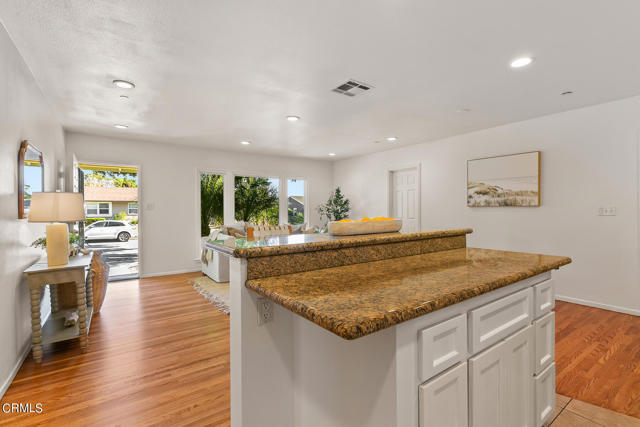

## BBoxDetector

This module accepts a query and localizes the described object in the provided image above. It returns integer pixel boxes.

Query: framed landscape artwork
[467,151,540,207]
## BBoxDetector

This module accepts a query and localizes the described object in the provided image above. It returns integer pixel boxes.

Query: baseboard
[556,294,640,316]
[0,341,31,399]
[141,268,200,278]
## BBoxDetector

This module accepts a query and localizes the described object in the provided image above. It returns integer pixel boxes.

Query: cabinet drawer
[534,362,556,427]
[419,362,468,427]
[533,279,554,318]
[534,312,555,375]
[419,313,467,382]
[469,288,534,354]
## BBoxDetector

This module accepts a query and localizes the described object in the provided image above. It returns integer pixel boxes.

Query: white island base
[230,257,557,427]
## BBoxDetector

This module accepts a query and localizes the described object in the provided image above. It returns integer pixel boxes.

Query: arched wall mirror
[18,140,44,219]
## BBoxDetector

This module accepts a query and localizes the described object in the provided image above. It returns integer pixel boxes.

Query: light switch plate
[598,207,616,216]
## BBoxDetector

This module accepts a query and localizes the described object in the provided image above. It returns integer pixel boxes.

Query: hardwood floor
[0,272,230,426]
[2,275,640,425]
[555,300,640,418]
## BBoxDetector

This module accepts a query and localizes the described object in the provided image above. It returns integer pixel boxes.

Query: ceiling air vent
[332,79,373,97]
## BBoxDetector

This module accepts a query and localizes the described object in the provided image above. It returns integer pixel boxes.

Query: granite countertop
[246,247,571,340]
[206,228,472,258]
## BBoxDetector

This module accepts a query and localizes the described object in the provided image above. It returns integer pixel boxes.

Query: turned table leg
[29,287,43,363]
[49,284,59,313]
[85,275,94,310]
[76,280,88,353]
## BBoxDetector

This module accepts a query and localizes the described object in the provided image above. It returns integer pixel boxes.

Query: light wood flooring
[555,301,640,418]
[1,274,640,425]
[0,272,229,426]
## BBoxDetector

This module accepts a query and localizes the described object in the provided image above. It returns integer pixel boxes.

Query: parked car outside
[84,220,138,242]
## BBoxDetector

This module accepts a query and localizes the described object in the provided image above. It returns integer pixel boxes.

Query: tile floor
[548,394,640,426]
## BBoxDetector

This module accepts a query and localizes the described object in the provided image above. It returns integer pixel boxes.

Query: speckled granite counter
[207,228,472,279]
[206,228,472,258]
[246,248,571,340]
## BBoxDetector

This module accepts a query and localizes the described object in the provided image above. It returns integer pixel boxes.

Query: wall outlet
[257,297,273,325]
[598,207,617,216]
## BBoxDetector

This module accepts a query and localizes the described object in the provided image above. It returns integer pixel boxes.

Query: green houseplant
[317,187,351,224]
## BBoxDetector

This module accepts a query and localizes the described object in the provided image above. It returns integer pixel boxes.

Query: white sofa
[200,223,313,282]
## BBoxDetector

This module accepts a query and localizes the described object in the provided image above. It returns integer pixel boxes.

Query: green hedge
[86,217,105,225]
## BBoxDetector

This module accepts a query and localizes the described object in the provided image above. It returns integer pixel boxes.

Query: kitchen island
[208,229,571,427]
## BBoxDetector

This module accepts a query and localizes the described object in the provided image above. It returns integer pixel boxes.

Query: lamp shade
[28,192,86,222]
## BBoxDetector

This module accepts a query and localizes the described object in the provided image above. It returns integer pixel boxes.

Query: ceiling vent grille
[332,79,373,97]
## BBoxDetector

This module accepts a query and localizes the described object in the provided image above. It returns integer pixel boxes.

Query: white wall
[65,132,334,277]
[0,25,65,395]
[334,96,640,315]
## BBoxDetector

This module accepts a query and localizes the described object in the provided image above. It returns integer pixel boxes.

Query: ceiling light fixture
[510,57,534,68]
[328,153,336,156]
[113,79,135,89]
[240,140,251,145]
[286,115,300,122]
[456,108,471,113]
[386,136,398,142]
[114,124,128,129]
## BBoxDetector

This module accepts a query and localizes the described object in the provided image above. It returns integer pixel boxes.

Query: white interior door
[391,167,419,232]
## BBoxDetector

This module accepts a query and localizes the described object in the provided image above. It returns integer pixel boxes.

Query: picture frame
[18,140,44,219]
[467,151,540,207]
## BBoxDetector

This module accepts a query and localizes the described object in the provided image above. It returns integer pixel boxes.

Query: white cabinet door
[503,326,535,427]
[419,313,467,382]
[470,326,534,427]
[534,312,555,375]
[535,362,556,427]
[469,288,533,354]
[419,362,468,427]
[533,279,554,318]
[469,339,504,427]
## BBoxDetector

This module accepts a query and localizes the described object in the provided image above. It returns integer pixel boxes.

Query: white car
[85,220,138,242]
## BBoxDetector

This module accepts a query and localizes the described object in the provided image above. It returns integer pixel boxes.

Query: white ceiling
[1,0,640,159]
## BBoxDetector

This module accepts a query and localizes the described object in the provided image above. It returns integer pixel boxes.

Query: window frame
[286,177,308,226]
[233,174,281,226]
[194,167,309,259]
[85,201,112,217]
[127,202,138,215]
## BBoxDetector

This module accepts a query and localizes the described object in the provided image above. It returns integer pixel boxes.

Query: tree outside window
[234,176,279,226]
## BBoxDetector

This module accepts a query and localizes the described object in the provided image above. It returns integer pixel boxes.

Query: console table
[24,253,93,363]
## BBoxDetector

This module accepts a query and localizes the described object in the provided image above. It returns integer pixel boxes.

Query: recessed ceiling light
[113,79,135,89]
[456,108,471,113]
[286,115,300,122]
[328,152,336,156]
[510,57,534,68]
[114,124,128,129]
[386,136,398,142]
[120,95,129,101]
[561,91,574,96]
[240,140,251,145]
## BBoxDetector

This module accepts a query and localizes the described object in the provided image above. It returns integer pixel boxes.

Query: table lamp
[28,192,85,267]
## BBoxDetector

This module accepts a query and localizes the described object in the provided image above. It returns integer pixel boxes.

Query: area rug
[191,276,230,315]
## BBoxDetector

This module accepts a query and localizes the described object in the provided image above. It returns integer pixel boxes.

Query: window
[85,202,111,217]
[128,202,138,215]
[200,173,224,237]
[287,179,305,224]
[234,176,279,226]
[109,221,125,227]
[91,221,106,227]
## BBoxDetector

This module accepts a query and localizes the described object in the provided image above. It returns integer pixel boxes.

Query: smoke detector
[332,79,373,97]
